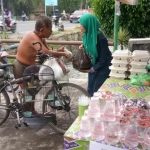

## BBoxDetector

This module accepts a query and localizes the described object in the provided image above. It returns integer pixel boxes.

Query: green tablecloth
[100,78,150,101]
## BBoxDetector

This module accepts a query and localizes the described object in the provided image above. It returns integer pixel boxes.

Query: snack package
[130,73,150,86]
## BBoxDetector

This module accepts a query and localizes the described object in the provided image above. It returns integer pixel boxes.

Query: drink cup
[91,119,105,141]
[78,116,91,138]
[78,96,89,119]
[78,104,89,119]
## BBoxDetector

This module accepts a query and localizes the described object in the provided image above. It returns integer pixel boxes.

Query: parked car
[69,10,88,23]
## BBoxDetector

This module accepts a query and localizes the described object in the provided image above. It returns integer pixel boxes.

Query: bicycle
[0,42,90,134]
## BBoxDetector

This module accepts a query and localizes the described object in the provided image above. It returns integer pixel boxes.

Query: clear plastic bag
[43,57,69,81]
[130,73,150,86]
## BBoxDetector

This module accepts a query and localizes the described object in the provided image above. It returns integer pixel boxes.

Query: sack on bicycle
[42,57,69,81]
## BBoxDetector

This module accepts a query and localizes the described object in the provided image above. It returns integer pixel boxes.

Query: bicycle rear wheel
[0,89,10,125]
[42,83,90,134]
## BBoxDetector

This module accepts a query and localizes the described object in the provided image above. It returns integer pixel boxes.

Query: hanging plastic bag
[43,57,69,81]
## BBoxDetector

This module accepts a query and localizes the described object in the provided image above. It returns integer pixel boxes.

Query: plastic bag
[130,73,150,86]
[72,49,92,70]
[43,57,69,81]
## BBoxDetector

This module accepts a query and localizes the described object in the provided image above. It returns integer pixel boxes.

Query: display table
[64,78,150,150]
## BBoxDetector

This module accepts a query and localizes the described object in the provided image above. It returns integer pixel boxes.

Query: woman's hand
[79,69,90,73]
[79,44,84,51]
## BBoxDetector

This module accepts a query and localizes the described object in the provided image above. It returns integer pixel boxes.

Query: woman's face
[79,24,86,34]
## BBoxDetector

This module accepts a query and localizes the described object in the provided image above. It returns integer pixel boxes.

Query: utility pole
[113,0,119,52]
[0,0,5,31]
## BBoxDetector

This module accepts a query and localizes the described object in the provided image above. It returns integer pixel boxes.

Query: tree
[91,0,150,38]
[57,0,82,14]
[8,0,44,16]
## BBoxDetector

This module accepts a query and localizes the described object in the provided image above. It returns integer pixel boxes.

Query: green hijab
[78,13,100,64]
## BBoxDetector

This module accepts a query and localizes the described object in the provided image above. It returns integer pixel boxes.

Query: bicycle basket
[23,65,54,96]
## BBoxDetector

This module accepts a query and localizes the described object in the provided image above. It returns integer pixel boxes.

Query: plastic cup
[78,96,89,119]
[91,119,105,141]
[78,104,88,119]
[78,116,91,138]
[23,111,32,117]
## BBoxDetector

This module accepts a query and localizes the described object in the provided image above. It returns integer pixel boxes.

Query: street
[15,20,79,35]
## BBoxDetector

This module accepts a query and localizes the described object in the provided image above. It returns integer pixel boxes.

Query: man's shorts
[13,60,29,79]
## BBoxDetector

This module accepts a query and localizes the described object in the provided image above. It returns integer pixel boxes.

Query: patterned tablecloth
[100,78,150,101]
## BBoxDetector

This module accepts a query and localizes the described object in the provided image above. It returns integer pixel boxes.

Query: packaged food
[130,61,147,69]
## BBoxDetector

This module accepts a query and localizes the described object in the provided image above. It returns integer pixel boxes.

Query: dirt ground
[0,79,88,150]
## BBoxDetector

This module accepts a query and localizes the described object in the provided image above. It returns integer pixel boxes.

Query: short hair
[35,15,52,31]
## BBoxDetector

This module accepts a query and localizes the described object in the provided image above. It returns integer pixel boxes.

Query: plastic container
[132,50,149,56]
[109,72,126,79]
[23,111,32,118]
[111,59,129,67]
[103,100,116,122]
[91,118,105,141]
[112,50,132,60]
[132,56,150,62]
[130,68,147,76]
[109,66,127,74]
[78,116,91,138]
[78,96,90,119]
[88,97,100,119]
[130,61,147,69]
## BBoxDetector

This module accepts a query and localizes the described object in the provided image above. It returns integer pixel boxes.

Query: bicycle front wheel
[43,83,90,134]
[0,89,10,125]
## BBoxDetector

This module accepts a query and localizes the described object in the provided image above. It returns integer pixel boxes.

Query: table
[64,78,150,150]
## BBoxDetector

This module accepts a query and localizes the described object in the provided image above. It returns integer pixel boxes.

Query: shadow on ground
[0,116,64,150]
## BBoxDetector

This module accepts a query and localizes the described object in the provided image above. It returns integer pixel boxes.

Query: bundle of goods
[130,50,150,76]
[109,50,132,79]
[76,89,150,149]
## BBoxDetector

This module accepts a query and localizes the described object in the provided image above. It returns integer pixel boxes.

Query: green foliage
[92,0,114,37]
[57,0,83,13]
[118,27,130,50]
[92,0,150,38]
[0,31,10,39]
[8,0,44,16]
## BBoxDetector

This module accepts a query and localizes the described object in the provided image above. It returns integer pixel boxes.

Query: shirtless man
[13,15,70,113]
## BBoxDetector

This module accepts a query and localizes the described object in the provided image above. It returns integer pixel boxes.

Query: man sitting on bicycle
[13,15,71,114]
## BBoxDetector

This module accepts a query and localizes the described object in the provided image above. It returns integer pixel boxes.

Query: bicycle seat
[0,63,13,69]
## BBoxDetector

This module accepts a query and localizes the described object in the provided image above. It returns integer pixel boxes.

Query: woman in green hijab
[78,13,112,96]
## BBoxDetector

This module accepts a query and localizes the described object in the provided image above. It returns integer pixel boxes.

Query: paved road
[8,20,79,39]
[11,20,79,34]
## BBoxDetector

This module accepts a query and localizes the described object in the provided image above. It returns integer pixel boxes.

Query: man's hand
[64,52,71,57]
[79,69,90,73]
[58,46,64,52]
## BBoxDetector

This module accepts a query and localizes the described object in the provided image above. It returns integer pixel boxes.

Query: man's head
[35,15,52,38]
